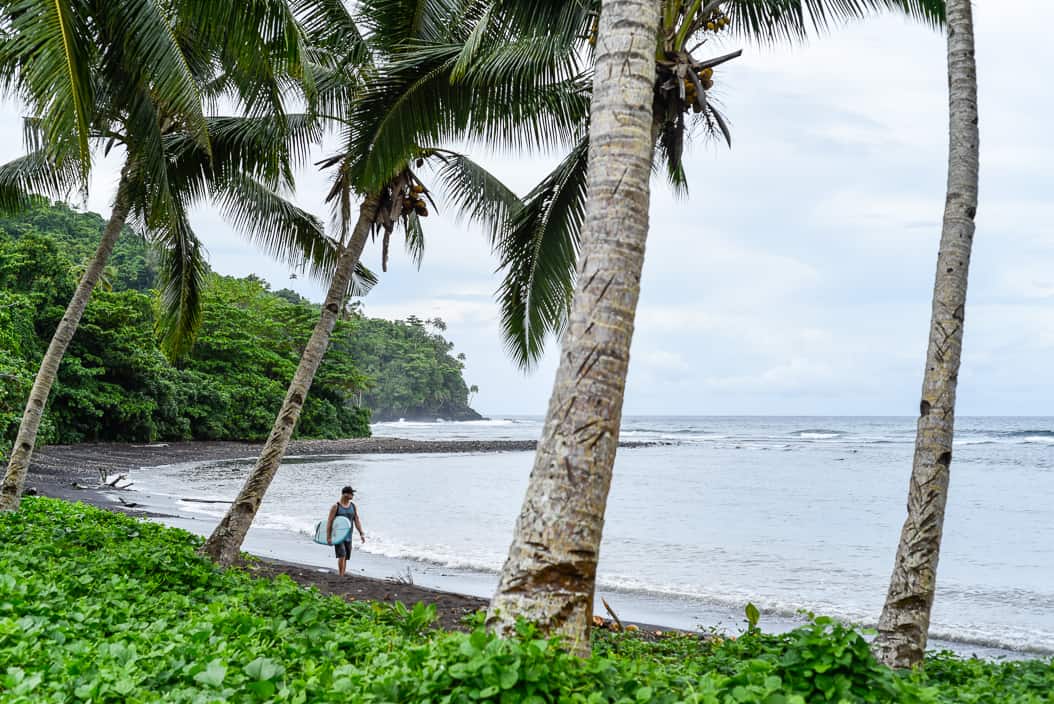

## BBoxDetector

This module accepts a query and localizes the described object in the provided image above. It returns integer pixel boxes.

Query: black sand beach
[22,438,660,634]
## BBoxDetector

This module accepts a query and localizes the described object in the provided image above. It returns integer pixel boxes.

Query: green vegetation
[0,202,479,457]
[1,497,1051,703]
[339,316,482,422]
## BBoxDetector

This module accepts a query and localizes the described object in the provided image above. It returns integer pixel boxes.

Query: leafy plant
[745,602,761,634]
[1,497,1050,703]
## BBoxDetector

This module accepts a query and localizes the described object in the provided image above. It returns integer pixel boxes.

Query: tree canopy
[0,201,480,457]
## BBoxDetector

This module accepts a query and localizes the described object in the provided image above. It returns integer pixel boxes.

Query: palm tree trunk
[0,168,135,512]
[873,0,979,669]
[486,0,661,655]
[200,196,377,565]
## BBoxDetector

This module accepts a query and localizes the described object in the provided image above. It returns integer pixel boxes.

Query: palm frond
[656,114,689,194]
[726,0,944,44]
[177,0,315,118]
[488,0,597,45]
[99,0,209,150]
[312,61,364,120]
[153,207,208,358]
[494,135,588,370]
[121,87,178,229]
[291,0,369,65]
[356,0,466,53]
[212,173,338,284]
[428,149,522,235]
[0,150,80,212]
[403,210,425,268]
[343,43,588,191]
[350,262,379,297]
[165,113,323,196]
[0,0,95,173]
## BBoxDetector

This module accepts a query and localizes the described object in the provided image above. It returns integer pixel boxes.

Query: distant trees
[0,204,478,458]
[336,317,478,421]
[0,211,368,450]
[874,0,979,669]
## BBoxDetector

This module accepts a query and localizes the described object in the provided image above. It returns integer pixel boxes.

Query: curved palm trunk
[0,169,134,512]
[873,0,979,669]
[200,196,377,565]
[486,0,660,655]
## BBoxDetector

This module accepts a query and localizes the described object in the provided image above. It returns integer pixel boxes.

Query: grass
[1,497,1051,702]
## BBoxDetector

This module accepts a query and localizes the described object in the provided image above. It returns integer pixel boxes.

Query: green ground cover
[1,498,1051,703]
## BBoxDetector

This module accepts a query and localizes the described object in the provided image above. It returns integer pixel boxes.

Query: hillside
[0,201,480,456]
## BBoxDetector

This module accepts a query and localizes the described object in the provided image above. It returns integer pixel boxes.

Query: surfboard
[313,515,352,545]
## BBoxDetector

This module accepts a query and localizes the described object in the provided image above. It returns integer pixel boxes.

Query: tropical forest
[0,202,478,455]
[2,0,1053,703]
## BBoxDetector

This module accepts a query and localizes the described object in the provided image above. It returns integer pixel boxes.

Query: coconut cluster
[705,11,731,33]
[402,184,429,217]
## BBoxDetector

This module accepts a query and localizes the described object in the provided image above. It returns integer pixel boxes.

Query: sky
[3,4,1052,417]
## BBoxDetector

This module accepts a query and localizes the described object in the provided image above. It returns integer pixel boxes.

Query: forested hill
[0,201,481,455]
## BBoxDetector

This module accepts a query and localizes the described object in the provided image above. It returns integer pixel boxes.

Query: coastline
[21,438,654,635]
[22,438,1047,660]
[24,435,660,480]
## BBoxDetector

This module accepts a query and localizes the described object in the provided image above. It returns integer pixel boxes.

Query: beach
[24,417,1054,660]
[23,435,656,634]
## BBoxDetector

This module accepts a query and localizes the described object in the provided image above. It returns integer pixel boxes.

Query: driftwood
[117,496,140,508]
[103,474,133,489]
[70,473,134,491]
[179,497,233,504]
[601,597,625,632]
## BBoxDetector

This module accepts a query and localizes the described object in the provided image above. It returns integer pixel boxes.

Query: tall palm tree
[485,0,662,656]
[481,0,945,650]
[198,0,578,565]
[873,0,979,669]
[0,0,344,511]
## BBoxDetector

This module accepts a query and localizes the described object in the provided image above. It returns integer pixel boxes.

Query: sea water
[123,416,1054,657]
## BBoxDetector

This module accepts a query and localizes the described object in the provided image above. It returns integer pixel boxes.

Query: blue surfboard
[313,515,352,545]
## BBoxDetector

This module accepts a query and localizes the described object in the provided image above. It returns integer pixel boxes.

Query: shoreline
[23,439,1048,660]
[25,436,659,481]
[22,437,658,635]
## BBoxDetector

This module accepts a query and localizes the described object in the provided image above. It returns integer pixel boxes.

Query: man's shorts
[335,540,352,559]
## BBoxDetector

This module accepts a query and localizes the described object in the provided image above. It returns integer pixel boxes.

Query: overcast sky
[3,4,1051,417]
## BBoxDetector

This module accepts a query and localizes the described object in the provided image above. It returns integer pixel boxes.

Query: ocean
[123,416,1054,658]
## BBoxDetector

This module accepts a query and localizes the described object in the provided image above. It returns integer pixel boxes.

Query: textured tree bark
[200,196,378,565]
[873,0,979,669]
[486,0,660,655]
[0,169,135,512]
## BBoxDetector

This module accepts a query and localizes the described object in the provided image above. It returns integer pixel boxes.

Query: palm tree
[873,0,979,669]
[485,0,662,655]
[198,0,573,565]
[481,0,945,650]
[0,0,345,511]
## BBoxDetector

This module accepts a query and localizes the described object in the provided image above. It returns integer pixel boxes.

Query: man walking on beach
[327,486,365,576]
